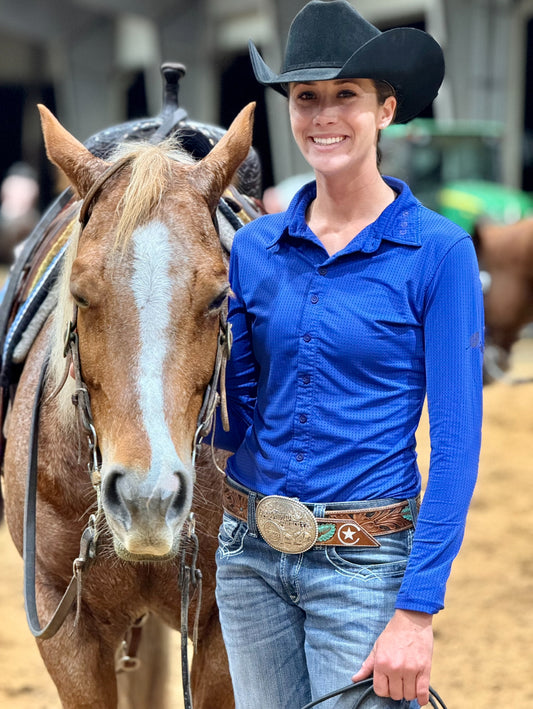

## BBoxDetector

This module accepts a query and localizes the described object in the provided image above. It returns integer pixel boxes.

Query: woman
[214,2,484,707]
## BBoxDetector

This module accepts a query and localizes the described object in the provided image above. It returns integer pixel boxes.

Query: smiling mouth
[312,136,346,145]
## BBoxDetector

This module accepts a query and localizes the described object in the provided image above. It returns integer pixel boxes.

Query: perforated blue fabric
[215,176,484,613]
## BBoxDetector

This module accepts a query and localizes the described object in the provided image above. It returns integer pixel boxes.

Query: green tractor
[380,118,533,234]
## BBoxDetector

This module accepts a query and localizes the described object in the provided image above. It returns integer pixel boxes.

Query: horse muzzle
[101,464,193,560]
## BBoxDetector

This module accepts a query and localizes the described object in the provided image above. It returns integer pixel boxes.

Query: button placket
[288,271,324,484]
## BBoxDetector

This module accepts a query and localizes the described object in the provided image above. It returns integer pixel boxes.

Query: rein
[23,356,102,639]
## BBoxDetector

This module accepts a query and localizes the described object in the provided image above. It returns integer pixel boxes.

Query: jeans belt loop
[407,496,420,529]
[247,490,258,536]
[313,503,326,518]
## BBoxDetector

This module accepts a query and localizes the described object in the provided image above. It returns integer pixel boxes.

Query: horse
[473,217,533,382]
[1,101,255,708]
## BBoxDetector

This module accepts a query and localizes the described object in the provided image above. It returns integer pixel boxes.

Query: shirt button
[299,414,308,423]
[303,333,311,342]
[295,452,304,462]
[302,375,311,385]
[310,294,319,304]
[318,267,328,276]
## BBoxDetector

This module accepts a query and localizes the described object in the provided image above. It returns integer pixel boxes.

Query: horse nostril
[166,471,190,523]
[102,470,132,528]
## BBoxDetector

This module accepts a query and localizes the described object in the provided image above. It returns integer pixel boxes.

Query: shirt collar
[267,175,422,253]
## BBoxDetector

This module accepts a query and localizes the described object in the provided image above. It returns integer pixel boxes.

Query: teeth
[313,136,344,145]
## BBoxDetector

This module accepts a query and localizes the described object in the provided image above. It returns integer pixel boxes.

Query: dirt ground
[1,339,532,709]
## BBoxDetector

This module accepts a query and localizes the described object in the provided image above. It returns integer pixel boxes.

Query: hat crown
[282,0,380,73]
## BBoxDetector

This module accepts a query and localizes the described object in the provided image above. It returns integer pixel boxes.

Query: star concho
[256,496,318,553]
[338,522,364,545]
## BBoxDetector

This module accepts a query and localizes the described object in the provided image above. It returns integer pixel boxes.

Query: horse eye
[72,292,90,309]
[208,288,229,313]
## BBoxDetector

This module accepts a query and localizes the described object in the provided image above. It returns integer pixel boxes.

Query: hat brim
[249,28,444,124]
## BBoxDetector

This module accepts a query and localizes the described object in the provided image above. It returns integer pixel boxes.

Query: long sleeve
[395,236,484,613]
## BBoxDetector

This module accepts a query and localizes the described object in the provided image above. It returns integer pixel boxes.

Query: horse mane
[47,138,197,426]
[112,138,196,250]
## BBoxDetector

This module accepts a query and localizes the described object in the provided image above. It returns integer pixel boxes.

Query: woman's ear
[379,95,397,129]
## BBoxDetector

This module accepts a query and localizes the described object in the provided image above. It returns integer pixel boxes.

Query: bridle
[74,154,233,443]
[23,154,234,708]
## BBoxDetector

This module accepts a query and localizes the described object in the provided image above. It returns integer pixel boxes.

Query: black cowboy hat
[248,0,444,124]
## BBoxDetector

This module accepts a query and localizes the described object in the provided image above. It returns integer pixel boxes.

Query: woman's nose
[313,102,337,125]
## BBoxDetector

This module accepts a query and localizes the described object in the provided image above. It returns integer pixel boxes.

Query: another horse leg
[38,634,118,708]
[34,586,118,708]
[117,615,172,709]
[190,611,235,709]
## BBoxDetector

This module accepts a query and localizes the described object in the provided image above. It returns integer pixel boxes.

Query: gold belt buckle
[256,495,318,553]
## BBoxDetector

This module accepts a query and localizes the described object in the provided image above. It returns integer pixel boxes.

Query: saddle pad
[1,241,68,382]
[0,203,78,388]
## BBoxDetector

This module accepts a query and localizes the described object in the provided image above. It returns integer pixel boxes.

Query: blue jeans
[216,496,419,709]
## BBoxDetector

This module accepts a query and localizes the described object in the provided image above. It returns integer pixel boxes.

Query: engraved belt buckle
[256,495,318,553]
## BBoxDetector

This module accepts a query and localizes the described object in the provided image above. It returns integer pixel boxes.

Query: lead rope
[179,514,202,709]
[180,305,232,708]
[300,678,447,709]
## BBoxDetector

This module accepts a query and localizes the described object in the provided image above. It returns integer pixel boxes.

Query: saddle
[0,63,263,512]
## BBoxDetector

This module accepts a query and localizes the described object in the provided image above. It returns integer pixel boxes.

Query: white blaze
[130,220,186,482]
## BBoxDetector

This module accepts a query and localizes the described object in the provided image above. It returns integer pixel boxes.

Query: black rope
[300,678,447,709]
[179,527,203,709]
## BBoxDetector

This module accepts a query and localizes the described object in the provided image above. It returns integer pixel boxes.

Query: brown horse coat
[474,217,533,377]
[2,102,255,708]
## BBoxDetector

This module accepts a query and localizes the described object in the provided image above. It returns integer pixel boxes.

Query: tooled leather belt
[222,479,418,553]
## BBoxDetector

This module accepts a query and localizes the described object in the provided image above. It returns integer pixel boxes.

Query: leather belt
[222,479,417,551]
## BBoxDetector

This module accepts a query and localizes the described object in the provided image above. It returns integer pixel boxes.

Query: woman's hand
[351,609,434,706]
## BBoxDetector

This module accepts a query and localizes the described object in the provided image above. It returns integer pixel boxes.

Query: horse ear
[192,102,256,212]
[37,104,109,199]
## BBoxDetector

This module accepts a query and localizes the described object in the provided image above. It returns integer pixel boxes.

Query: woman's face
[288,78,396,178]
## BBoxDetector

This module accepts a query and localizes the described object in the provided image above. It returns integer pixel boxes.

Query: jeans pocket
[325,529,413,580]
[217,512,248,558]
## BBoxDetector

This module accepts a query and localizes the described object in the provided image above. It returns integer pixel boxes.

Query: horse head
[38,102,255,560]
[473,218,533,378]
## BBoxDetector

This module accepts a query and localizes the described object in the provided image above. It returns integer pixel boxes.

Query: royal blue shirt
[215,176,484,614]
